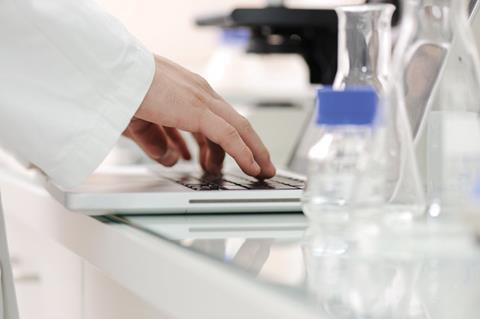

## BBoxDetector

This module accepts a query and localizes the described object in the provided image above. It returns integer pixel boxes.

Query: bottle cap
[221,28,250,45]
[316,87,378,126]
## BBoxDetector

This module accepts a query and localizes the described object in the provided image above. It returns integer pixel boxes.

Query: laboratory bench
[0,167,318,319]
[1,167,480,319]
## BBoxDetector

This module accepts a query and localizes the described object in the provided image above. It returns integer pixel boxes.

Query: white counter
[2,167,480,319]
[0,169,319,319]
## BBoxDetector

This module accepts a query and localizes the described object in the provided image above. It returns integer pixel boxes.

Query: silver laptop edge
[46,168,305,215]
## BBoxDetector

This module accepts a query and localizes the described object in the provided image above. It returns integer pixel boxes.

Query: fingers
[209,100,276,178]
[205,140,225,174]
[199,111,261,177]
[125,119,179,167]
[164,127,192,160]
[192,133,208,172]
[192,133,225,175]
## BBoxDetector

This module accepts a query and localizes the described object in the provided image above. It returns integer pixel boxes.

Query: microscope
[196,0,401,85]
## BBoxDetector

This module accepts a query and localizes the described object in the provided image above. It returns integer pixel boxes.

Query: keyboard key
[271,176,305,188]
[221,183,249,190]
[227,174,257,183]
[248,182,276,190]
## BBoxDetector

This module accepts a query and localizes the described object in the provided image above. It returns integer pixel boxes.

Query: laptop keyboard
[165,172,304,191]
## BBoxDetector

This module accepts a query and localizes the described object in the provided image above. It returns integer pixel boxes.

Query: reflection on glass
[302,220,480,319]
[303,223,416,319]
[181,236,307,286]
[123,214,480,317]
[188,238,273,275]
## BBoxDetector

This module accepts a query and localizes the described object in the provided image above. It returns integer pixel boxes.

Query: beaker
[394,0,480,215]
[333,4,395,93]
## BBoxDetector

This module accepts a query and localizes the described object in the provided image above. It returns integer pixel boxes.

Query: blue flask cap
[316,87,378,126]
[220,28,250,45]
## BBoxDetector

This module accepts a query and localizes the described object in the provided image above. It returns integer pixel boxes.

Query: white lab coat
[0,0,155,188]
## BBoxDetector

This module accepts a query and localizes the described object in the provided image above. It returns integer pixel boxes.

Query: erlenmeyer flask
[333,4,426,218]
[333,4,394,93]
[395,0,480,215]
[393,0,452,139]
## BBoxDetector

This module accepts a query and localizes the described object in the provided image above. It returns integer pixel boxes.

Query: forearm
[0,0,155,188]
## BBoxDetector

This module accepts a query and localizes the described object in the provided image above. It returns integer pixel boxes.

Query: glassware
[394,0,480,215]
[302,88,386,222]
[333,4,395,93]
[289,4,394,175]
[392,0,451,139]
[333,3,426,219]
[303,222,418,319]
[303,215,480,319]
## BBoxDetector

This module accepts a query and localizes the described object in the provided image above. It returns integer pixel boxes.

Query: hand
[124,55,276,178]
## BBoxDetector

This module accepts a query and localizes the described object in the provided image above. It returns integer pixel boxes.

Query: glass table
[109,213,480,319]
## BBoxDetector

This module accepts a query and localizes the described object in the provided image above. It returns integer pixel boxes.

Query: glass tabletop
[112,213,480,319]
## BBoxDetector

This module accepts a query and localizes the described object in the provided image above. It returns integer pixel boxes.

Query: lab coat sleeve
[0,0,155,188]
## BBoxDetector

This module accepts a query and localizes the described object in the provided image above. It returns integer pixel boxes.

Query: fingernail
[252,162,261,175]
[162,148,179,166]
[269,163,277,176]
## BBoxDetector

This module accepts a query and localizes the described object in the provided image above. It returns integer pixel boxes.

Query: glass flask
[290,3,395,175]
[394,0,480,215]
[332,3,426,218]
[333,4,395,93]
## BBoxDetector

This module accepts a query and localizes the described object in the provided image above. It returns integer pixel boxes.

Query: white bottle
[302,87,386,222]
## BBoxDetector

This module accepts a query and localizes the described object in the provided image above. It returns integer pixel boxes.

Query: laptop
[46,164,306,215]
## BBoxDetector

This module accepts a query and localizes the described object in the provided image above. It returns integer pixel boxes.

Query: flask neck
[334,4,395,92]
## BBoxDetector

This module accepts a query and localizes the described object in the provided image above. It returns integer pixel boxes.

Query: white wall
[97,0,263,72]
